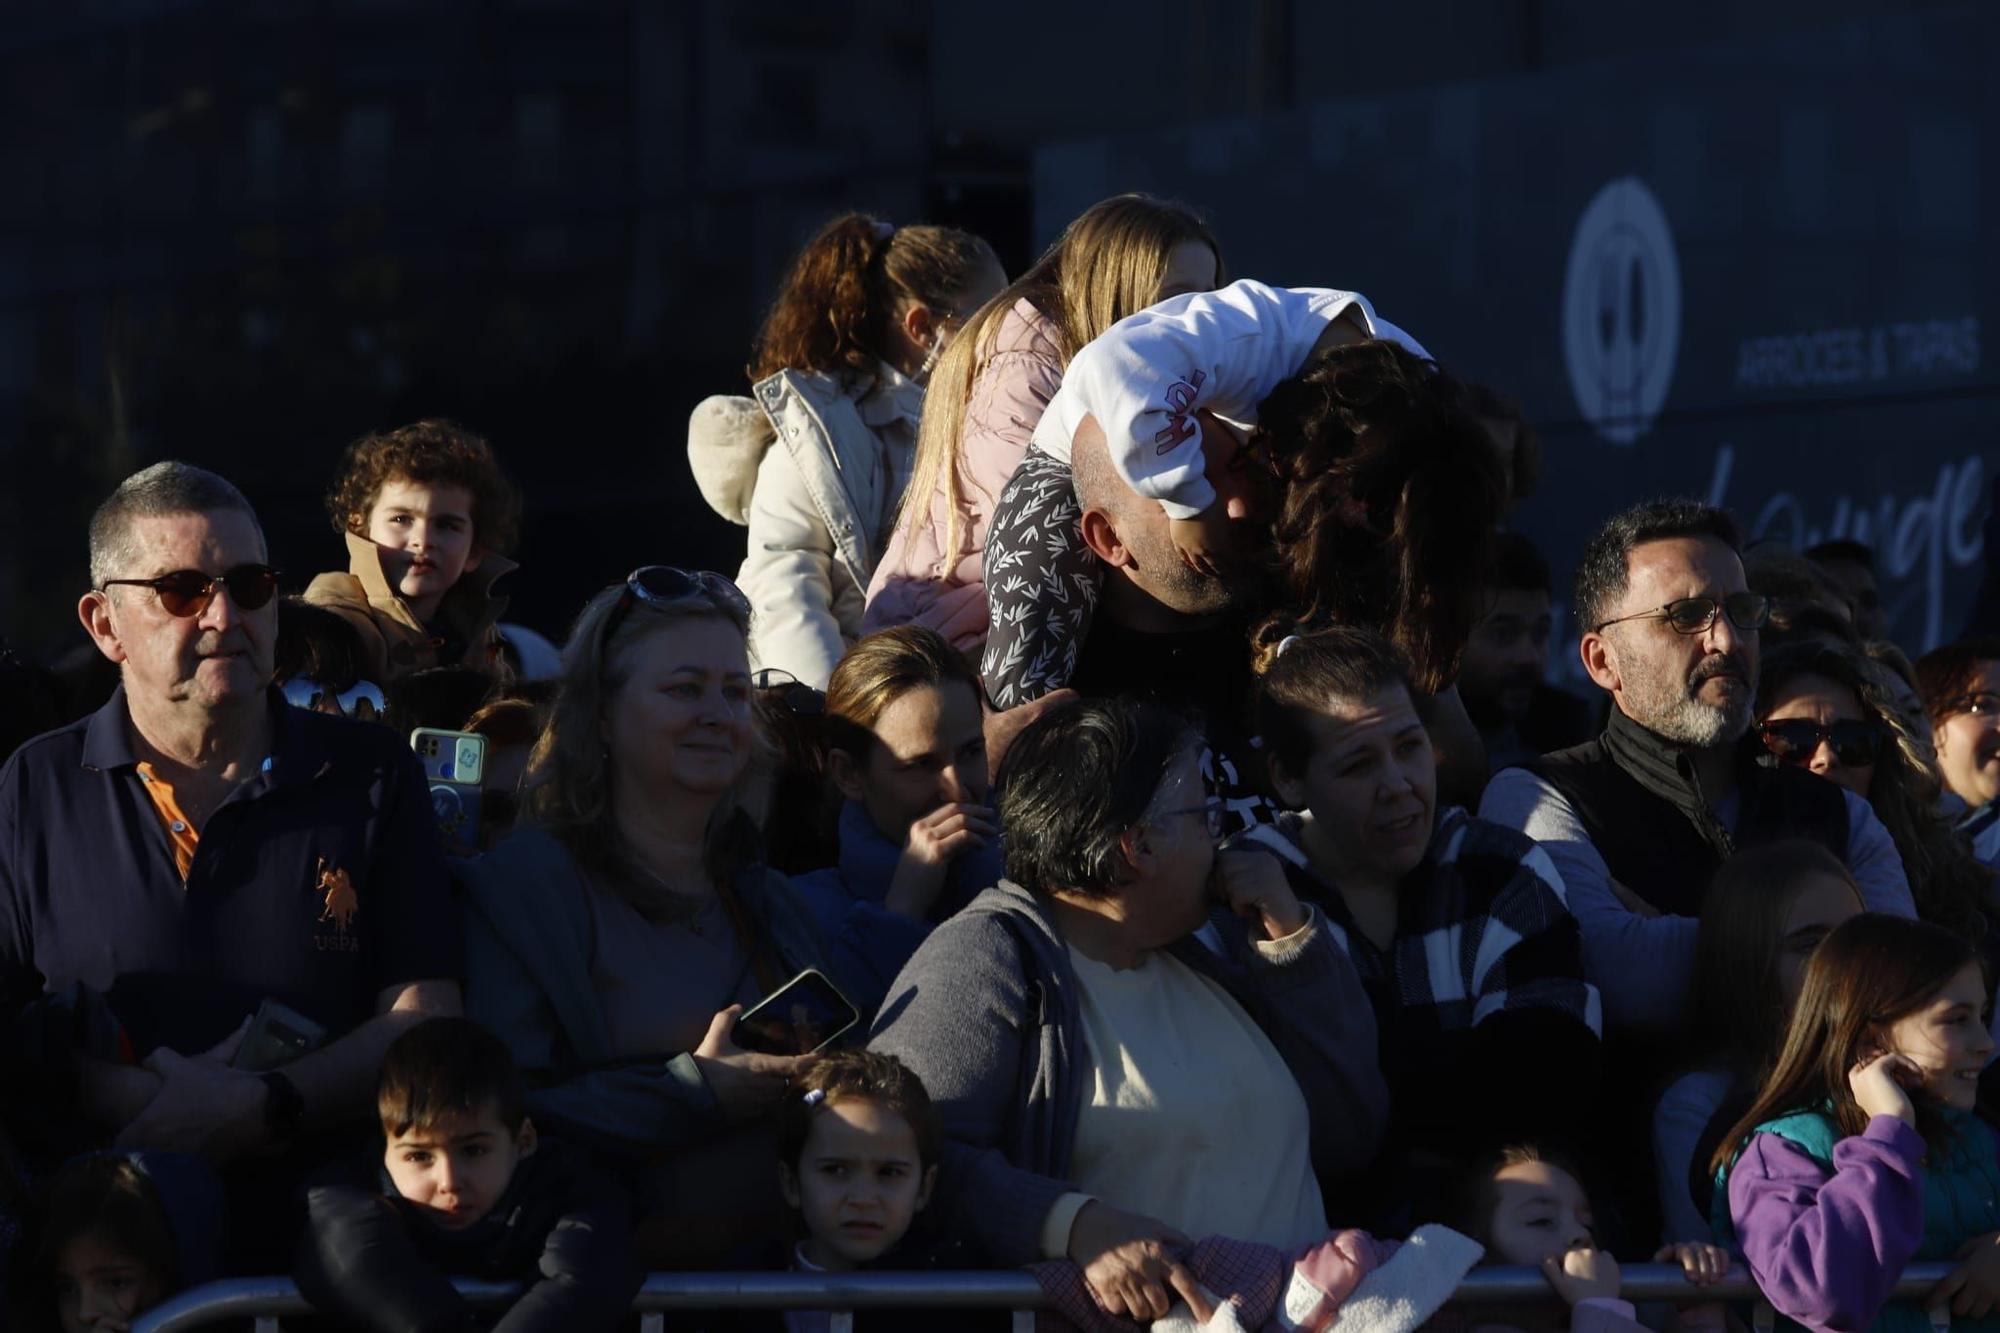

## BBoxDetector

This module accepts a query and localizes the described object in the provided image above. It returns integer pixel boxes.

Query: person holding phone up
[793,626,1005,999]
[455,568,871,1270]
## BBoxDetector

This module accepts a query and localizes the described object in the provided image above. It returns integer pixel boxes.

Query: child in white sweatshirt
[980,278,1428,708]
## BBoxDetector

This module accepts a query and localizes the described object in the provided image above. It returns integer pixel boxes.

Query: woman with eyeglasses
[1916,638,2000,860]
[455,567,866,1267]
[791,626,1004,1001]
[1235,617,1601,1231]
[688,213,1005,690]
[1755,640,1994,944]
[871,696,1387,1322]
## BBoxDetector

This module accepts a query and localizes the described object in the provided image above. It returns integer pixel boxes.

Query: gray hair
[88,462,264,589]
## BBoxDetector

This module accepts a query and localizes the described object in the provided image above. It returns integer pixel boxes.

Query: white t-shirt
[1032,278,1429,519]
[1063,945,1328,1249]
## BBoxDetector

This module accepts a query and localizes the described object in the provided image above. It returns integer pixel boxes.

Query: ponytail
[748,212,997,386]
[1250,613,1416,779]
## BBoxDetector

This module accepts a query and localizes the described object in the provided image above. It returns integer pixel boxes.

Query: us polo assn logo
[313,856,360,952]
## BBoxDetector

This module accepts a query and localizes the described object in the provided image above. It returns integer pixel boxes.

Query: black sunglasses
[1758,718,1885,769]
[100,564,281,618]
[282,676,387,723]
[599,566,751,649]
[1595,592,1771,636]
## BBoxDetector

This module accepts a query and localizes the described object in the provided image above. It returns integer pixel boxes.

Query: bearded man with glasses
[0,461,461,1270]
[1479,499,1915,1036]
[1477,498,1915,1248]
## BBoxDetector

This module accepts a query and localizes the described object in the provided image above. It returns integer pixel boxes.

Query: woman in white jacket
[688,213,1004,688]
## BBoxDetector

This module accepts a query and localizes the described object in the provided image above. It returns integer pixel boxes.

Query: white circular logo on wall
[1562,177,1681,446]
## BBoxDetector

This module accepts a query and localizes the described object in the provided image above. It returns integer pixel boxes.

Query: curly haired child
[305,419,522,684]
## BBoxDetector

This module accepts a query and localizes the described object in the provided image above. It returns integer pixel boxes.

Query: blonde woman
[863,195,1221,649]
[455,567,865,1266]
[688,213,1004,689]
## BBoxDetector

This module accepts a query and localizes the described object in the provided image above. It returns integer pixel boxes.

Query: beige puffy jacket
[686,364,920,688]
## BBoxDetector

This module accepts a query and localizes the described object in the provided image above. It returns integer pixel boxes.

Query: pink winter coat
[862,296,1065,645]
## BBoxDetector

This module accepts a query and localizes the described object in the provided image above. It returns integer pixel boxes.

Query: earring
[916,334,944,382]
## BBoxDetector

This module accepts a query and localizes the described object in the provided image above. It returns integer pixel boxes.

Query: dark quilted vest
[1529,730,1850,919]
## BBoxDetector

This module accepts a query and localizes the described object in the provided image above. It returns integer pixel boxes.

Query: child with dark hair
[15,1152,222,1333]
[296,1017,638,1333]
[306,418,522,684]
[689,213,1005,689]
[1448,1144,1728,1333]
[772,1049,999,1332]
[778,1050,939,1275]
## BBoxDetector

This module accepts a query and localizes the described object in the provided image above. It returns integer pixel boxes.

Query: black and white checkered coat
[1236,807,1602,1042]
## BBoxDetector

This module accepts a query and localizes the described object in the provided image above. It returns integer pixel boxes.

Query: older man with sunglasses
[1479,499,1913,1035]
[0,462,460,1265]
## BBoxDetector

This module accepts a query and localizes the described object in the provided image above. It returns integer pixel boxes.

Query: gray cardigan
[868,880,1389,1267]
[455,825,846,1158]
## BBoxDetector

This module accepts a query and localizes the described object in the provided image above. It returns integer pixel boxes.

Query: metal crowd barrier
[131,1263,1963,1332]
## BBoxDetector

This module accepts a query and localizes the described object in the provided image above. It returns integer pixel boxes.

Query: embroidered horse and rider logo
[313,857,360,950]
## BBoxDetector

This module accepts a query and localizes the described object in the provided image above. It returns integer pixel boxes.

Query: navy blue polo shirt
[0,686,460,1056]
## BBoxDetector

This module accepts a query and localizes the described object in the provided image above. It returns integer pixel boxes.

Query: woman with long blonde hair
[456,567,868,1266]
[862,195,1221,648]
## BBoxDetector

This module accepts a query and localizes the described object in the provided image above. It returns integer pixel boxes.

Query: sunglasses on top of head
[1757,717,1886,769]
[598,565,751,649]
[99,565,282,618]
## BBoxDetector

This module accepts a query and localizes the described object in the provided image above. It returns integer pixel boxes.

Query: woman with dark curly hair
[1754,638,1995,941]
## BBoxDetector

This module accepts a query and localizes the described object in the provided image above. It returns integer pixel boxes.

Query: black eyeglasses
[100,565,281,618]
[1155,797,1226,839]
[1758,718,1886,769]
[599,566,751,650]
[1595,593,1771,636]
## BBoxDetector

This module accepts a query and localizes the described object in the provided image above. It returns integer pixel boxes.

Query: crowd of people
[1,193,1998,1333]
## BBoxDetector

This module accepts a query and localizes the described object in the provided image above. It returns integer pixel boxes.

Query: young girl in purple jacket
[1712,914,2000,1333]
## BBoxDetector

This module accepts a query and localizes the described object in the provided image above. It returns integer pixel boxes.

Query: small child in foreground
[18,1152,220,1333]
[1455,1144,1729,1333]
[295,1017,638,1333]
[305,418,521,684]
[774,1049,1001,1332]
[1713,914,2000,1333]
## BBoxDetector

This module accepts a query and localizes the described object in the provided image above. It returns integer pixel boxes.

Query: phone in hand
[734,969,860,1056]
[231,998,328,1072]
[411,728,486,857]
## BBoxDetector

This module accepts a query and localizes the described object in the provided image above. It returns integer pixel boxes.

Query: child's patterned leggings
[979,446,1104,708]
